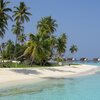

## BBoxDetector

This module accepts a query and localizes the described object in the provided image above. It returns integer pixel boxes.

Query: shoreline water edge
[0,64,99,89]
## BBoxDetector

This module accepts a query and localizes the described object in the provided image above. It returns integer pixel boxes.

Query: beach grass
[0,62,45,68]
[0,61,80,68]
[0,62,61,68]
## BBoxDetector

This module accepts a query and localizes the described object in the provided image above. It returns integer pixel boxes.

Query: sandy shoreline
[0,64,98,88]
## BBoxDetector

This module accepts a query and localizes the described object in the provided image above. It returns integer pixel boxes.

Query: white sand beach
[0,65,98,87]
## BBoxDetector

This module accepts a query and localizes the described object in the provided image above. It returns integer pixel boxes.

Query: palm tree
[49,35,57,59]
[0,18,7,38]
[12,22,24,60]
[69,45,78,54]
[6,40,14,60]
[13,2,32,24]
[18,33,26,45]
[0,0,12,38]
[12,22,24,44]
[56,33,67,57]
[1,42,6,52]
[68,45,78,64]
[12,2,31,60]
[12,1,31,42]
[37,16,58,36]
[0,42,6,62]
[24,33,51,65]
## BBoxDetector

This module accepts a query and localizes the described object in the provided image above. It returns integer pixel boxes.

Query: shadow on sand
[42,68,75,73]
[10,69,41,75]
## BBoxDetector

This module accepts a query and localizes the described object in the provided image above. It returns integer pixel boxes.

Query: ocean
[0,62,100,100]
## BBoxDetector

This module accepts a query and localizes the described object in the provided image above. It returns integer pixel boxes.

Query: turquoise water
[76,61,100,66]
[0,62,100,100]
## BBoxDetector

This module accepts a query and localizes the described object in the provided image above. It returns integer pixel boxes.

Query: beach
[0,64,98,87]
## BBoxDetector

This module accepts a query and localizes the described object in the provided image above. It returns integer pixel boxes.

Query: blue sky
[1,0,100,59]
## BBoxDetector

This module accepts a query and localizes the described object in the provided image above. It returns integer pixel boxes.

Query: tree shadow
[10,69,41,75]
[43,68,75,73]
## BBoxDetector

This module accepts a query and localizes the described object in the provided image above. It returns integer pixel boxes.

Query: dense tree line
[0,0,77,66]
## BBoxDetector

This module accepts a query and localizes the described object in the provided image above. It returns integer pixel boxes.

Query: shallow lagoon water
[0,62,100,100]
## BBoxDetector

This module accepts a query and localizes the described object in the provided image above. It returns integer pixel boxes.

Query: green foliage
[69,45,78,54]
[54,57,64,63]
[13,2,32,24]
[18,33,26,44]
[0,1,72,67]
[23,16,67,66]
[0,40,26,61]
[12,22,24,38]
[0,0,12,38]
[2,40,14,59]
[0,62,56,68]
[56,33,67,56]
[14,43,26,61]
[24,33,52,65]
[37,16,58,36]
[12,1,31,61]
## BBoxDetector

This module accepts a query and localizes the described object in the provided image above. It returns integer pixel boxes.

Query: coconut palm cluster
[0,0,77,66]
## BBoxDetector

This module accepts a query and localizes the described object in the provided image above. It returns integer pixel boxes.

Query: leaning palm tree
[24,33,51,65]
[0,0,12,38]
[13,2,32,24]
[69,45,78,54]
[37,16,58,36]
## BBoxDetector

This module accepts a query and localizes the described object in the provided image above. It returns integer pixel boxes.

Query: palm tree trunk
[30,58,34,66]
[14,35,18,60]
[0,0,3,8]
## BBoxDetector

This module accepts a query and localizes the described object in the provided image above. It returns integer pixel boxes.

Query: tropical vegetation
[0,0,12,38]
[69,45,78,54]
[0,0,77,67]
